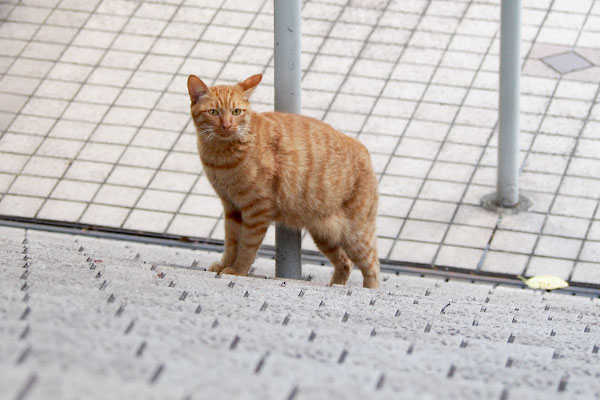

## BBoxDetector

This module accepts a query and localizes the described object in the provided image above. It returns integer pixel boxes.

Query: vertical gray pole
[274,0,302,279]
[497,0,521,207]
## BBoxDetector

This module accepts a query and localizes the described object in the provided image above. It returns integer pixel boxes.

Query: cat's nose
[221,118,231,129]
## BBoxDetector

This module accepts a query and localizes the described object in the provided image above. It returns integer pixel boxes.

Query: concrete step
[1,227,599,399]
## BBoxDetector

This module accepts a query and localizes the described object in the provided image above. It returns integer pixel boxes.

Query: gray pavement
[0,0,599,285]
[1,226,599,399]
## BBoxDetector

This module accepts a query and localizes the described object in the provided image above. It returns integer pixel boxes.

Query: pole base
[481,193,532,215]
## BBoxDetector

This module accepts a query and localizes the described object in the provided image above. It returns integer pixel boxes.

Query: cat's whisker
[235,123,250,141]
[233,128,244,141]
[204,132,217,144]
[196,127,218,144]
[197,128,214,135]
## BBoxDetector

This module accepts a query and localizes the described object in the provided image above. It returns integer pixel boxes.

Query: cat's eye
[207,109,219,116]
[232,108,243,116]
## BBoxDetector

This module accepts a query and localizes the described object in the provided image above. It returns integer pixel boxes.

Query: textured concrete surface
[0,0,599,284]
[1,226,599,399]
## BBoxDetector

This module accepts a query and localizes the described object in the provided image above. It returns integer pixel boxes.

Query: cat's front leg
[226,201,272,275]
[228,221,270,275]
[209,202,242,273]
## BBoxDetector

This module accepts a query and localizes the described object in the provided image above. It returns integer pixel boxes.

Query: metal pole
[274,0,302,279]
[497,0,521,207]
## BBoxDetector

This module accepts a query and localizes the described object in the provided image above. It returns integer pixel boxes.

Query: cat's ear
[236,74,262,98]
[187,75,210,104]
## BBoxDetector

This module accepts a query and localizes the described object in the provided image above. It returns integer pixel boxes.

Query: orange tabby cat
[187,74,380,288]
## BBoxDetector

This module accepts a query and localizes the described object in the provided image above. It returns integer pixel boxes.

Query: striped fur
[187,74,380,288]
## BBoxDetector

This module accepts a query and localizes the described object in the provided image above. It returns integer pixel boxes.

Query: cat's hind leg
[310,232,353,286]
[341,229,380,289]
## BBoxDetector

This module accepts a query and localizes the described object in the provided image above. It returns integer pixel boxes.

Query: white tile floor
[0,0,599,285]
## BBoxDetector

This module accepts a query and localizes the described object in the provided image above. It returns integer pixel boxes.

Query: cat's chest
[203,164,246,203]
[198,144,268,206]
[203,164,234,188]
[199,148,247,188]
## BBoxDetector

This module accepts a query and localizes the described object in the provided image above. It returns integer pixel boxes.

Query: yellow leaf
[517,275,569,290]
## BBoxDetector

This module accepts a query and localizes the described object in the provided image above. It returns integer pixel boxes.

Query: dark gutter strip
[1,215,598,297]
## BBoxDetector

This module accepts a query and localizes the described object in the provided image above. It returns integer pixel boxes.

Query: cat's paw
[219,267,239,276]
[208,261,227,273]
[362,274,379,289]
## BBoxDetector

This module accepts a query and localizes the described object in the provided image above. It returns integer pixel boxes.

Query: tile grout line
[315,0,392,124]
[383,1,475,261]
[0,0,21,84]
[374,1,459,187]
[164,0,268,239]
[516,0,559,175]
[126,0,232,236]
[0,0,599,281]
[3,92,596,143]
[526,81,600,279]
[29,1,151,221]
[0,2,191,135]
[571,0,596,51]
[10,143,598,201]
[296,0,382,245]
[2,101,597,144]
[408,79,500,268]
[298,0,352,111]
[3,1,306,237]
[6,43,593,97]
[301,1,358,75]
[3,78,594,115]
[1,1,109,210]
[1,4,595,78]
[425,0,596,277]
[516,44,566,274]
[2,75,578,107]
[68,0,218,229]
[520,0,599,279]
[353,4,450,142]
[0,0,66,143]
[569,198,600,281]
[403,35,502,270]
[0,208,592,264]
[495,0,560,276]
[1,189,594,251]
[0,27,540,68]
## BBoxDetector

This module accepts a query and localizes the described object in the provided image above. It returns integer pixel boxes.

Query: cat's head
[187,74,262,141]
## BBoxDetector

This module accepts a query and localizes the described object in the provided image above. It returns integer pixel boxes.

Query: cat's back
[251,110,376,222]
[256,111,369,159]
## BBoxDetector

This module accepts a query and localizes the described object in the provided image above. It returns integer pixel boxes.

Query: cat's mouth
[198,125,247,143]
[216,128,238,139]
